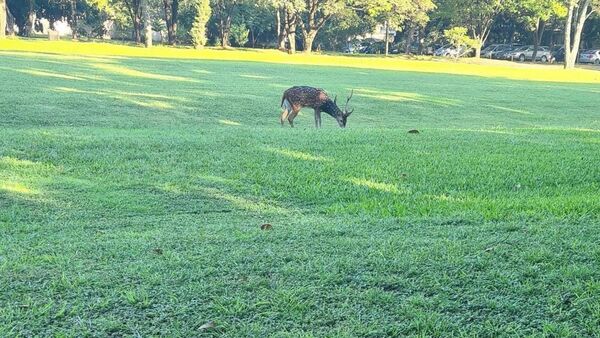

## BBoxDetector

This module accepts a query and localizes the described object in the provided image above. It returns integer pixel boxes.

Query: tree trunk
[0,0,6,39]
[276,7,285,50]
[303,31,316,53]
[70,0,78,39]
[474,40,482,58]
[384,20,389,56]
[143,0,152,47]
[285,8,296,53]
[531,19,545,62]
[565,0,591,69]
[564,2,574,68]
[163,0,178,45]
[22,0,34,37]
[405,25,415,54]
[125,0,143,43]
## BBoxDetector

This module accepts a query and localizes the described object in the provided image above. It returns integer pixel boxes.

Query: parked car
[579,50,600,64]
[507,45,553,62]
[551,46,565,62]
[481,44,511,58]
[434,44,471,57]
[362,41,387,54]
[495,45,524,60]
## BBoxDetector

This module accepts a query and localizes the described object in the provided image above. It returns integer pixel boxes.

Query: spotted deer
[280,86,354,128]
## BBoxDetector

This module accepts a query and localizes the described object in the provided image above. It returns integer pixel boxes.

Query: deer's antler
[344,89,354,113]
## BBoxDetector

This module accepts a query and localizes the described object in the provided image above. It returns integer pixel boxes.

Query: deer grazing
[280,86,354,128]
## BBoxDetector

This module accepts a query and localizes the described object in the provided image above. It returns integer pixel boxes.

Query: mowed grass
[1,41,600,336]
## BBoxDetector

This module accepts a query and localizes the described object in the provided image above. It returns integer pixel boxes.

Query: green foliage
[507,0,567,32]
[1,44,600,336]
[191,0,210,48]
[359,0,436,29]
[444,26,479,51]
[229,22,248,46]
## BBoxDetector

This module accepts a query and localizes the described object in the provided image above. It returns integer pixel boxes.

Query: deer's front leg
[314,109,322,128]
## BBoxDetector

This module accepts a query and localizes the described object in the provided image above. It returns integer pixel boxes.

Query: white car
[509,45,553,63]
[579,50,600,64]
[434,44,471,57]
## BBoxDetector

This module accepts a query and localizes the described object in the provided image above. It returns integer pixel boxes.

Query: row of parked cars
[480,44,600,64]
[345,40,600,64]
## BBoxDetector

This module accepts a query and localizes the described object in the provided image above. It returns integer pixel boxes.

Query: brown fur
[280,86,353,128]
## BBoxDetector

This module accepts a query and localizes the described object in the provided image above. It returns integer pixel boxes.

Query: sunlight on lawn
[51,87,177,110]
[89,63,199,82]
[355,88,462,107]
[2,40,599,84]
[347,177,408,194]
[198,187,288,214]
[447,128,515,135]
[0,156,37,167]
[219,119,242,126]
[265,147,331,162]
[239,74,272,79]
[15,68,86,81]
[488,105,534,115]
[0,181,37,195]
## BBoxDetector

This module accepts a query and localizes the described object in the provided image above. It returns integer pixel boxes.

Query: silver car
[509,45,553,63]
[579,50,600,64]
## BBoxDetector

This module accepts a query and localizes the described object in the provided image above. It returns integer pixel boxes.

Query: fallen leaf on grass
[199,321,216,331]
[408,129,420,134]
[261,223,273,230]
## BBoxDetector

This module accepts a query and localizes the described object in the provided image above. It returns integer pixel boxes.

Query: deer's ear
[334,95,337,105]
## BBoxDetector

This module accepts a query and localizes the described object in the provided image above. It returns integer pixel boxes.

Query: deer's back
[284,86,329,109]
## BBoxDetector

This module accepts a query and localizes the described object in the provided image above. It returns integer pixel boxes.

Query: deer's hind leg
[280,99,292,127]
[280,109,289,126]
[287,108,300,128]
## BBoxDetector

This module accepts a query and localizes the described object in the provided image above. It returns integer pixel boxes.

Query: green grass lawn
[1,42,600,336]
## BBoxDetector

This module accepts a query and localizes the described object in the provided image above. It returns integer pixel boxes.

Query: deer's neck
[320,100,343,117]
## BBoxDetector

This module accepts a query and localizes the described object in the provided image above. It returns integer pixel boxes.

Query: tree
[191,0,210,48]
[1,0,6,38]
[229,22,247,45]
[162,0,178,44]
[508,0,566,62]
[564,0,599,69]
[444,26,478,57]
[119,0,144,42]
[437,0,505,58]
[142,0,151,46]
[11,0,36,36]
[299,0,346,53]
[212,0,242,48]
[360,0,435,55]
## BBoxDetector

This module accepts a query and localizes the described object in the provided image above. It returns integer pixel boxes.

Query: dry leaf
[199,321,215,331]
[261,223,273,230]
[408,129,420,134]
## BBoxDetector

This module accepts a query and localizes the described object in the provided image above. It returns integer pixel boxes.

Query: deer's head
[333,90,354,128]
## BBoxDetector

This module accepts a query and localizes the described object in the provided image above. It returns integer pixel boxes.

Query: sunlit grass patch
[14,68,86,81]
[89,63,199,82]
[2,39,600,83]
[346,177,407,194]
[264,147,332,162]
[219,119,242,126]
[0,181,38,195]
